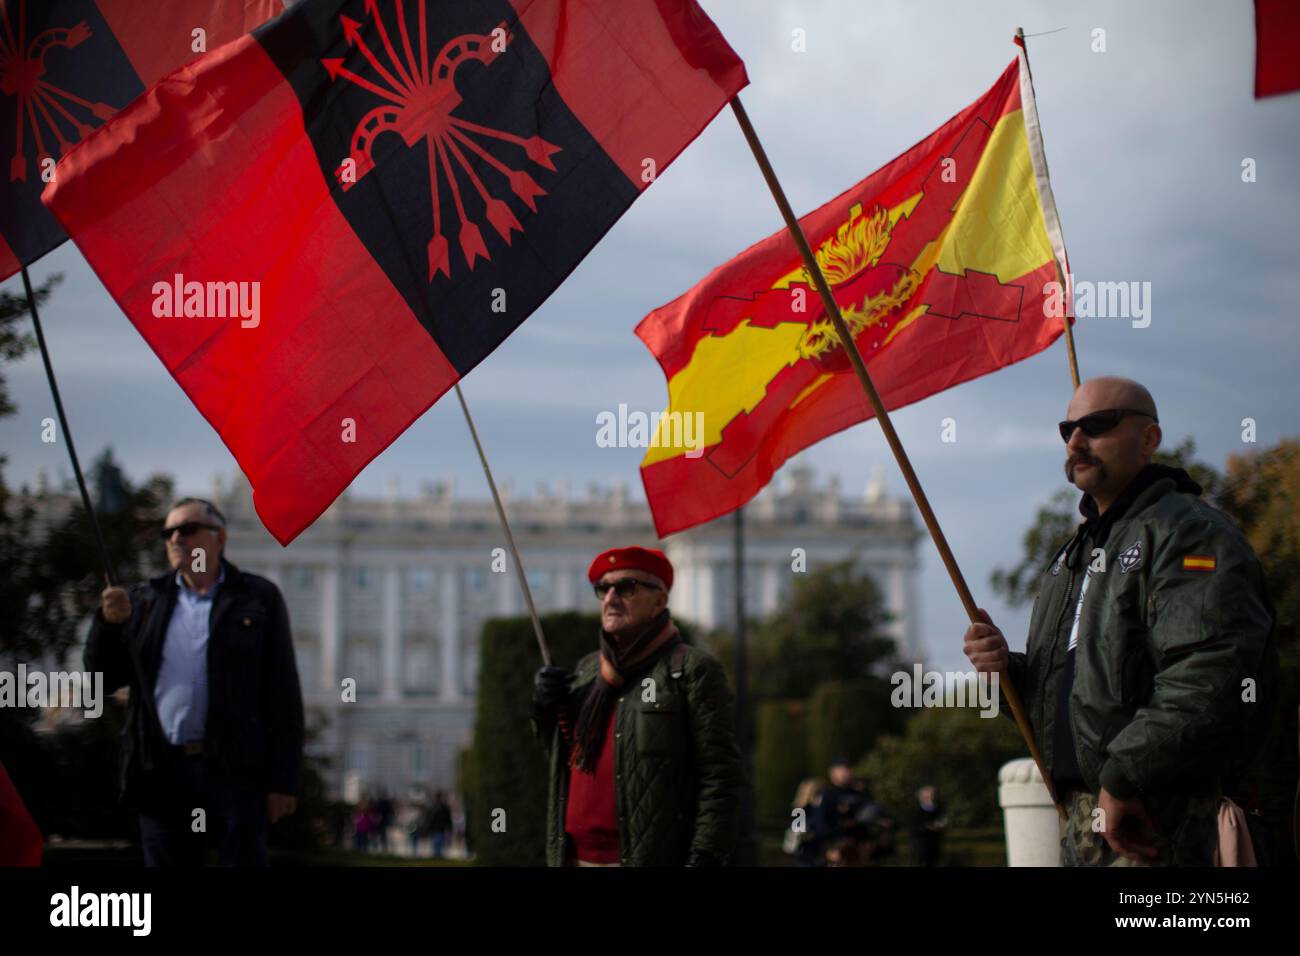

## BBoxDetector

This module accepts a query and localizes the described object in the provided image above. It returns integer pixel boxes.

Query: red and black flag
[44,0,747,544]
[0,0,281,280]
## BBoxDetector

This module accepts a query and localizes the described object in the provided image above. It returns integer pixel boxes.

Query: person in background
[911,784,947,867]
[424,790,453,858]
[785,777,824,866]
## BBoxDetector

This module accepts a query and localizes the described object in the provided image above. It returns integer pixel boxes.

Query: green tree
[712,559,897,700]
[860,707,1024,829]
[0,450,173,842]
[1217,439,1300,866]
[2,448,174,663]
[0,273,58,418]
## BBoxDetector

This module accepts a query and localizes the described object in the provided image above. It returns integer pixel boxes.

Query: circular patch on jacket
[1117,540,1142,574]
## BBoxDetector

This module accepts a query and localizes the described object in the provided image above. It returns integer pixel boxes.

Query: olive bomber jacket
[1005,468,1276,801]
[532,641,743,866]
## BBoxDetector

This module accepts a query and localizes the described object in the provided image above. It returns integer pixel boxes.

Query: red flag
[1255,0,1300,97]
[0,0,283,281]
[43,0,746,544]
[637,57,1072,536]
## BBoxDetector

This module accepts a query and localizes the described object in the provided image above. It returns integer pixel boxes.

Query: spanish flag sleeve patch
[1182,554,1217,572]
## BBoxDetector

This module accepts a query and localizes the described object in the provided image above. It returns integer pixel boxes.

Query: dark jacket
[1006,465,1276,803]
[533,642,743,866]
[84,558,305,804]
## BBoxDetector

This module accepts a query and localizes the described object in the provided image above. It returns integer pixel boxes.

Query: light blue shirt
[154,568,224,746]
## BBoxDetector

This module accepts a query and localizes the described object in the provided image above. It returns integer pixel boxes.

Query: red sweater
[564,709,619,863]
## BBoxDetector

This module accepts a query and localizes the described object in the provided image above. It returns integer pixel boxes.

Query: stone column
[761,561,780,615]
[697,562,717,630]
[382,565,401,700]
[320,565,341,693]
[556,563,576,610]
[887,561,909,658]
[440,566,460,702]
[496,562,515,617]
[904,556,921,665]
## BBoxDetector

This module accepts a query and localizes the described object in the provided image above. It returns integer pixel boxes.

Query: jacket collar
[1078,462,1201,527]
[150,556,242,594]
[1065,463,1202,567]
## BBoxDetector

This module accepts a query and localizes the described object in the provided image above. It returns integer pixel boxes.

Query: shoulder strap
[669,641,688,681]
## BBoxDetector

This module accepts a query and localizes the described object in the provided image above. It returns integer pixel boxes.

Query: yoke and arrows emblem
[0,0,115,183]
[322,0,562,280]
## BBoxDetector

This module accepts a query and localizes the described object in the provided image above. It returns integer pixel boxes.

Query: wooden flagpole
[728,96,1063,816]
[453,382,552,666]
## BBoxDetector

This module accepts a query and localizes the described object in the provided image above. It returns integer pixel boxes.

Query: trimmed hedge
[859,706,1024,828]
[805,677,901,776]
[754,699,809,828]
[466,611,599,866]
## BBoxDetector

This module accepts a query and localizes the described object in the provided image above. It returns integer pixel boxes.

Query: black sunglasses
[1058,408,1157,444]
[594,579,662,600]
[160,521,220,540]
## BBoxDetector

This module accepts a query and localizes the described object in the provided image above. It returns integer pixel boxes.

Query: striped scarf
[569,609,679,773]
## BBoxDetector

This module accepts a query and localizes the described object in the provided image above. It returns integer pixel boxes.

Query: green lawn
[39,841,470,867]
[757,825,1007,867]
[43,828,1006,867]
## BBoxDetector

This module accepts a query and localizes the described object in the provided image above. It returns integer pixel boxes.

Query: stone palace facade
[215,465,923,798]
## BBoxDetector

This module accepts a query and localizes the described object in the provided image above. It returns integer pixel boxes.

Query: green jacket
[533,640,743,867]
[1008,466,1275,802]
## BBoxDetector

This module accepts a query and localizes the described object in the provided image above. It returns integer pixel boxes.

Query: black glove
[685,850,721,867]
[532,666,572,715]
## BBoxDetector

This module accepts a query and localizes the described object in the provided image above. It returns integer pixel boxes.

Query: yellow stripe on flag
[1182,555,1216,571]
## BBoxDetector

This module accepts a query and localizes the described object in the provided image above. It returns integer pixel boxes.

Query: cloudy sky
[2,0,1297,673]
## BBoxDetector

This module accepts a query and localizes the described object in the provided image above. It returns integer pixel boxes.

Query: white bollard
[998,758,1061,867]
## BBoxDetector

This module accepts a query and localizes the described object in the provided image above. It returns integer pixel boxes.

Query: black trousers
[136,750,268,867]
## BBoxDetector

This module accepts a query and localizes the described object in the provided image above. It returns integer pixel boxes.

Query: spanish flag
[637,50,1072,536]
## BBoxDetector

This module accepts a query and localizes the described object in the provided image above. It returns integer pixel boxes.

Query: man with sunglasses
[964,377,1275,866]
[531,546,742,866]
[86,497,304,866]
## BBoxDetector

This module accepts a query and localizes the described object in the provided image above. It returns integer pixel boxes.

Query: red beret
[588,546,673,590]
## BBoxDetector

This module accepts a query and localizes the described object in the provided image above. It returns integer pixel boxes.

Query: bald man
[964,377,1275,866]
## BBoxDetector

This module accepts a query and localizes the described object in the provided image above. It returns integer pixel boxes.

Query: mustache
[1066,453,1101,473]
